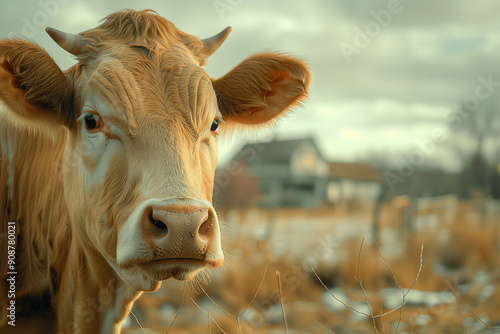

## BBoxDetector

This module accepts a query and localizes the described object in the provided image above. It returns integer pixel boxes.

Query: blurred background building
[217,137,381,209]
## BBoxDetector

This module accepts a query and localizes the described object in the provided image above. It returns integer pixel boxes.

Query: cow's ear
[212,52,311,126]
[0,39,73,132]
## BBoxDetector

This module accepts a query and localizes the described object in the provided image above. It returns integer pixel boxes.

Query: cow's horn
[201,26,232,57]
[46,27,85,56]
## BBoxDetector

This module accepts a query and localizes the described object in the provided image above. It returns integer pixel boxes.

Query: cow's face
[0,10,311,292]
[66,50,225,291]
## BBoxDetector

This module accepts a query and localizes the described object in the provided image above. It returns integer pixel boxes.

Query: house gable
[291,141,328,177]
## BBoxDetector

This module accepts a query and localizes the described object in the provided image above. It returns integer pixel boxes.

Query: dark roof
[329,162,380,181]
[231,137,322,165]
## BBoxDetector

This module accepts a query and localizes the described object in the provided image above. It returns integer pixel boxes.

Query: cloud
[1,0,498,169]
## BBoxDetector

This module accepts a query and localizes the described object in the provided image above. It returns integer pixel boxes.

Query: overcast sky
[2,0,500,170]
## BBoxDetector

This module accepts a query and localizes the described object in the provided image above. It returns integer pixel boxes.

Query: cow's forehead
[80,49,219,139]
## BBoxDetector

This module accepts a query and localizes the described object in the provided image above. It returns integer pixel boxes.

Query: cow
[0,9,311,333]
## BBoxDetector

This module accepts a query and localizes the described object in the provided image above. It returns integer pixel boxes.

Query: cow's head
[0,10,311,291]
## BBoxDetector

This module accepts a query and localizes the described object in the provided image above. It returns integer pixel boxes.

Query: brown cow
[0,9,310,333]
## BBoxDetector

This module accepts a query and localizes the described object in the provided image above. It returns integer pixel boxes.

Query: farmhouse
[225,137,381,208]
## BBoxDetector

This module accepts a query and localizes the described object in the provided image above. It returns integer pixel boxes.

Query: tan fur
[0,9,311,333]
[0,120,70,330]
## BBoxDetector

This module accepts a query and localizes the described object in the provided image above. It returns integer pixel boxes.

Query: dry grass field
[122,201,500,333]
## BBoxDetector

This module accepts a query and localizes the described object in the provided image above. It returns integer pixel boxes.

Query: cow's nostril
[149,210,168,231]
[198,217,213,240]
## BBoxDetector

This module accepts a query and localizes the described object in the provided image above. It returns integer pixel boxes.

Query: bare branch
[445,280,500,332]
[355,238,378,334]
[370,231,400,288]
[191,298,228,334]
[240,262,269,318]
[124,305,147,334]
[395,244,424,333]
[460,318,468,334]
[307,241,425,330]
[196,262,269,334]
[237,318,243,334]
[380,303,386,334]
[197,282,237,319]
[276,270,288,334]
[315,319,335,334]
[405,244,424,295]
[307,260,371,318]
[208,310,212,334]
[165,288,186,334]
[372,243,424,319]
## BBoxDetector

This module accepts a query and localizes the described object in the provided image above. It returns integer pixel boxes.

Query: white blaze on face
[116,198,157,266]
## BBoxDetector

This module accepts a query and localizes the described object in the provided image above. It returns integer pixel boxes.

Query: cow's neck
[0,118,71,317]
[57,217,143,333]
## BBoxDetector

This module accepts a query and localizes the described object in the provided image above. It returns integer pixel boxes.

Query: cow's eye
[84,113,102,131]
[210,119,219,134]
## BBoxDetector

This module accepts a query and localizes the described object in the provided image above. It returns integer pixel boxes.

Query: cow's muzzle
[116,198,223,281]
[144,200,218,259]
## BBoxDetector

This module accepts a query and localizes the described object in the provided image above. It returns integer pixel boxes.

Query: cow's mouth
[138,258,223,281]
